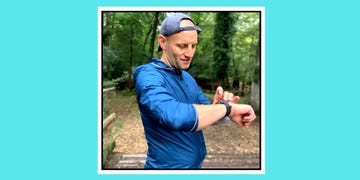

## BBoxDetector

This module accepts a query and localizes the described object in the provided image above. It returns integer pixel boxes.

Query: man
[133,13,256,169]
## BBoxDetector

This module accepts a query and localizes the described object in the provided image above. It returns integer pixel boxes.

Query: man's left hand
[213,86,240,104]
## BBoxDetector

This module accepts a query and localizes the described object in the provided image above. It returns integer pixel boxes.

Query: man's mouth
[181,59,191,63]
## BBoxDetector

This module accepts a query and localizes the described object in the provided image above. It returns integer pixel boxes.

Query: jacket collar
[150,58,182,75]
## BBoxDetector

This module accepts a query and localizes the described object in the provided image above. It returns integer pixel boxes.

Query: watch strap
[217,100,232,118]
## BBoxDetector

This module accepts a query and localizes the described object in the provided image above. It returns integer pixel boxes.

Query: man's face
[160,20,198,70]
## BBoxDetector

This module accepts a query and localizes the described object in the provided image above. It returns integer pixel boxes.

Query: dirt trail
[111,99,260,155]
[103,93,261,168]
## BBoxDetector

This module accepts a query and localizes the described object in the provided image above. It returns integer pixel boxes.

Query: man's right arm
[194,103,256,131]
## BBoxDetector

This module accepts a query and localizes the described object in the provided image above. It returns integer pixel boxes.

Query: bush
[103,74,128,89]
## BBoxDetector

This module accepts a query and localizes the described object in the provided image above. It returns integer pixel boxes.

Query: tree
[143,12,162,61]
[213,12,236,88]
[101,11,261,98]
[102,12,153,88]
[231,12,260,110]
[186,12,216,89]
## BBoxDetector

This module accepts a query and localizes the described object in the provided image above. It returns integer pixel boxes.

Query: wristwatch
[217,100,232,118]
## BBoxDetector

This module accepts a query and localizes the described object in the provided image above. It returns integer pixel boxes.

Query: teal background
[1,0,359,179]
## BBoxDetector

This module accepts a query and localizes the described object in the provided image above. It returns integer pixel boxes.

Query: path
[103,92,261,169]
[103,112,260,169]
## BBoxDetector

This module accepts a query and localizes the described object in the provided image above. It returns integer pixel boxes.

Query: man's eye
[178,45,186,49]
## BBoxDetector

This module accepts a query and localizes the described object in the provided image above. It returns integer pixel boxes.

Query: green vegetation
[116,120,123,128]
[102,12,261,110]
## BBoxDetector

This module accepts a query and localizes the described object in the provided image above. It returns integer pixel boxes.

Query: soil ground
[102,90,261,169]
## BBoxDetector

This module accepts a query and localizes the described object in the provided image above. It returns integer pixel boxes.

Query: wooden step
[103,153,260,169]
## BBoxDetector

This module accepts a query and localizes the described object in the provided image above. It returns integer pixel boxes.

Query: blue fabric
[133,58,211,168]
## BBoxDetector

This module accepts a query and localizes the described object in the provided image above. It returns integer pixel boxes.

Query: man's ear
[158,35,166,51]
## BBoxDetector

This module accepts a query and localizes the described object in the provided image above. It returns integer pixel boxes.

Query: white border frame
[98,6,265,175]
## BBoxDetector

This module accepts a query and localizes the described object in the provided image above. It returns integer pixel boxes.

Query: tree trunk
[250,40,261,112]
[129,26,134,82]
[231,53,240,94]
[149,12,160,59]
[250,81,260,112]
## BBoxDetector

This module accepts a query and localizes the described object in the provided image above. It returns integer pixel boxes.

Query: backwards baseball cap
[158,13,202,51]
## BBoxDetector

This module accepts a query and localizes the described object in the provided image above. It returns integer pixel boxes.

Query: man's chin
[180,64,191,70]
[180,67,190,71]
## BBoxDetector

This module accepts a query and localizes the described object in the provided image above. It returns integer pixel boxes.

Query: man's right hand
[229,104,256,128]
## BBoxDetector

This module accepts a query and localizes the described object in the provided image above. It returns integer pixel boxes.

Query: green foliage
[102,12,156,84]
[119,88,136,96]
[102,97,111,120]
[116,120,123,128]
[231,12,260,84]
[213,12,236,87]
[102,12,260,90]
[188,12,216,80]
[102,46,127,81]
[102,75,127,89]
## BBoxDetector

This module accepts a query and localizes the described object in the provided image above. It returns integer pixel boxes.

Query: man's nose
[184,47,195,58]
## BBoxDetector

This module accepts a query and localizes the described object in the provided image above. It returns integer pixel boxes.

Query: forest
[102,11,261,111]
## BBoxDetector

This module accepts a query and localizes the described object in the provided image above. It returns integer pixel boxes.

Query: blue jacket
[133,58,211,168]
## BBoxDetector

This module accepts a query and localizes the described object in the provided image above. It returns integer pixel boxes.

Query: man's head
[158,13,201,70]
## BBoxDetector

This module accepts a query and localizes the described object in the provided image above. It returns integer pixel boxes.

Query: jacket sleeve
[197,88,211,105]
[135,69,198,132]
